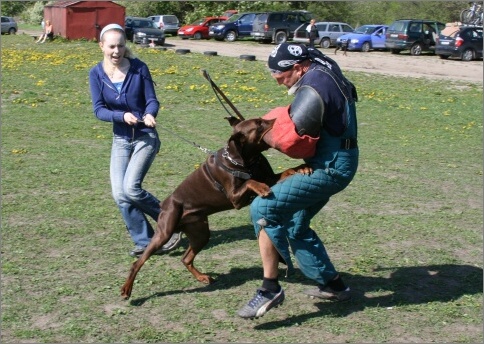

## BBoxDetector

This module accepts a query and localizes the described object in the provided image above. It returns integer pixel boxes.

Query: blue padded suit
[250,63,358,286]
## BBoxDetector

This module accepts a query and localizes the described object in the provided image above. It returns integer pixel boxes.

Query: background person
[237,43,359,319]
[36,19,53,43]
[88,24,181,257]
[306,19,319,48]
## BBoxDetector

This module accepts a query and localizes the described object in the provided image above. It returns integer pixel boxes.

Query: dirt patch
[163,37,483,84]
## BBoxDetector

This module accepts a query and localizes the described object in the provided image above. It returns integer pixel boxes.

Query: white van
[148,15,180,36]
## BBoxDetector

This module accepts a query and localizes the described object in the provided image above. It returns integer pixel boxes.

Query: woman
[89,24,181,257]
[36,19,53,43]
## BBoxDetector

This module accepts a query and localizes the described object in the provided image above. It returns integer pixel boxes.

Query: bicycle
[460,2,483,26]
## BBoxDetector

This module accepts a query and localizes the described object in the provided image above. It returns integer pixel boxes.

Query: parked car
[125,16,165,45]
[385,19,446,55]
[436,25,483,61]
[178,17,227,40]
[251,11,313,44]
[1,16,17,35]
[209,12,263,41]
[293,21,354,48]
[335,25,388,52]
[147,15,180,36]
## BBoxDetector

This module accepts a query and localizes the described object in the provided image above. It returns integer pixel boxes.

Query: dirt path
[164,37,483,84]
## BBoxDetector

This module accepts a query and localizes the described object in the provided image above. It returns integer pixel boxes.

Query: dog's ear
[225,116,241,127]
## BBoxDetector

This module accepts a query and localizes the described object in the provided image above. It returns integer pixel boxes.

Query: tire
[461,48,474,61]
[361,42,371,52]
[204,51,218,56]
[193,32,202,40]
[390,48,401,54]
[410,43,422,56]
[320,38,331,49]
[240,54,256,61]
[225,30,237,42]
[274,31,287,44]
[8,28,16,35]
[176,49,190,54]
[438,54,449,59]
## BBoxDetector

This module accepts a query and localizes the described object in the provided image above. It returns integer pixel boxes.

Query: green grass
[1,34,482,343]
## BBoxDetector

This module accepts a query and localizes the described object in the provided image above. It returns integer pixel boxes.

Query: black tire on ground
[204,51,218,56]
[240,54,256,61]
[461,48,475,61]
[176,49,191,54]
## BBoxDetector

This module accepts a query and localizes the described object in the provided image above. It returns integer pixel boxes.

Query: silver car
[1,16,17,35]
[293,21,354,48]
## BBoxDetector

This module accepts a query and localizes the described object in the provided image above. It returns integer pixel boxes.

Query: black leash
[157,125,216,155]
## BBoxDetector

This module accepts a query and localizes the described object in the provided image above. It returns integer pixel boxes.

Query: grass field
[1,34,482,343]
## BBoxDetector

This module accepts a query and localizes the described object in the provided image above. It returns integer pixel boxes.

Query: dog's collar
[216,149,252,180]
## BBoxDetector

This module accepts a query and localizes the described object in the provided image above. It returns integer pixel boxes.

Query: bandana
[100,23,125,40]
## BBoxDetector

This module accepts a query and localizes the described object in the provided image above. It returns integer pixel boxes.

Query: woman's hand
[123,112,139,125]
[143,114,156,127]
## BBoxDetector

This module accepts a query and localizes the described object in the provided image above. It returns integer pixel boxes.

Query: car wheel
[193,32,202,40]
[274,31,287,44]
[8,28,16,35]
[410,43,422,56]
[159,39,165,46]
[361,42,371,52]
[461,48,474,61]
[438,54,449,59]
[225,30,237,42]
[320,38,331,49]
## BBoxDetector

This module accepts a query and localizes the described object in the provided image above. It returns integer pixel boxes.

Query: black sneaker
[304,286,351,301]
[237,288,285,319]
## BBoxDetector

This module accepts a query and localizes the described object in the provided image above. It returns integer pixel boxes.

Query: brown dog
[121,117,309,299]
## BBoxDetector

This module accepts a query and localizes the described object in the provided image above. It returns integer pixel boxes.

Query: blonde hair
[100,25,135,59]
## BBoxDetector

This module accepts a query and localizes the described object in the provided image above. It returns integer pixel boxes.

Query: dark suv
[209,12,263,42]
[385,19,445,55]
[436,25,483,61]
[251,11,313,44]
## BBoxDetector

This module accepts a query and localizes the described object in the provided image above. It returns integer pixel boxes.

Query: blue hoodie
[89,58,160,140]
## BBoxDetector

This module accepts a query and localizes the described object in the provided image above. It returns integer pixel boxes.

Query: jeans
[110,132,161,247]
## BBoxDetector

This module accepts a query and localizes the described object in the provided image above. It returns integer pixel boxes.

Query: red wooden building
[44,1,125,41]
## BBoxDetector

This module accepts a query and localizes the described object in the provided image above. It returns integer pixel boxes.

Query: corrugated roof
[48,1,121,8]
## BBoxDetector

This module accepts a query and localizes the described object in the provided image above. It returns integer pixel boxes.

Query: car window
[270,13,283,22]
[389,21,406,32]
[286,14,297,23]
[408,22,422,33]
[475,29,483,38]
[2,17,9,23]
[316,24,327,31]
[330,24,341,32]
[227,14,242,23]
[240,14,255,24]
[163,16,178,24]
[342,24,353,32]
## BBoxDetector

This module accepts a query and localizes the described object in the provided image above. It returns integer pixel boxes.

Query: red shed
[44,1,125,41]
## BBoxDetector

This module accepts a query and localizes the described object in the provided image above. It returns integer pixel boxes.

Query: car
[1,16,17,35]
[125,17,165,45]
[436,25,483,61]
[293,21,354,48]
[250,11,313,44]
[178,16,227,40]
[385,19,446,55]
[335,25,388,52]
[147,15,180,36]
[209,12,263,42]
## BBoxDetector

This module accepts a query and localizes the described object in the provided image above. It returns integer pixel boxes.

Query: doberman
[121,116,311,299]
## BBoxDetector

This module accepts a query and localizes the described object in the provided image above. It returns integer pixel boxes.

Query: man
[237,43,359,319]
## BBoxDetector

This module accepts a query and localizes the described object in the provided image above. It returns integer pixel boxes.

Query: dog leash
[157,125,216,155]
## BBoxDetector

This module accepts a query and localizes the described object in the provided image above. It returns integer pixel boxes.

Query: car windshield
[226,14,242,23]
[163,16,178,24]
[134,20,157,29]
[190,18,207,26]
[355,25,377,34]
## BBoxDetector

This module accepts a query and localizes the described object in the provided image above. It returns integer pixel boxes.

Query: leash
[157,125,216,155]
[201,69,245,121]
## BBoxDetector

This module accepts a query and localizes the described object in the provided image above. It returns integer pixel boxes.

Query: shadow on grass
[254,264,483,330]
